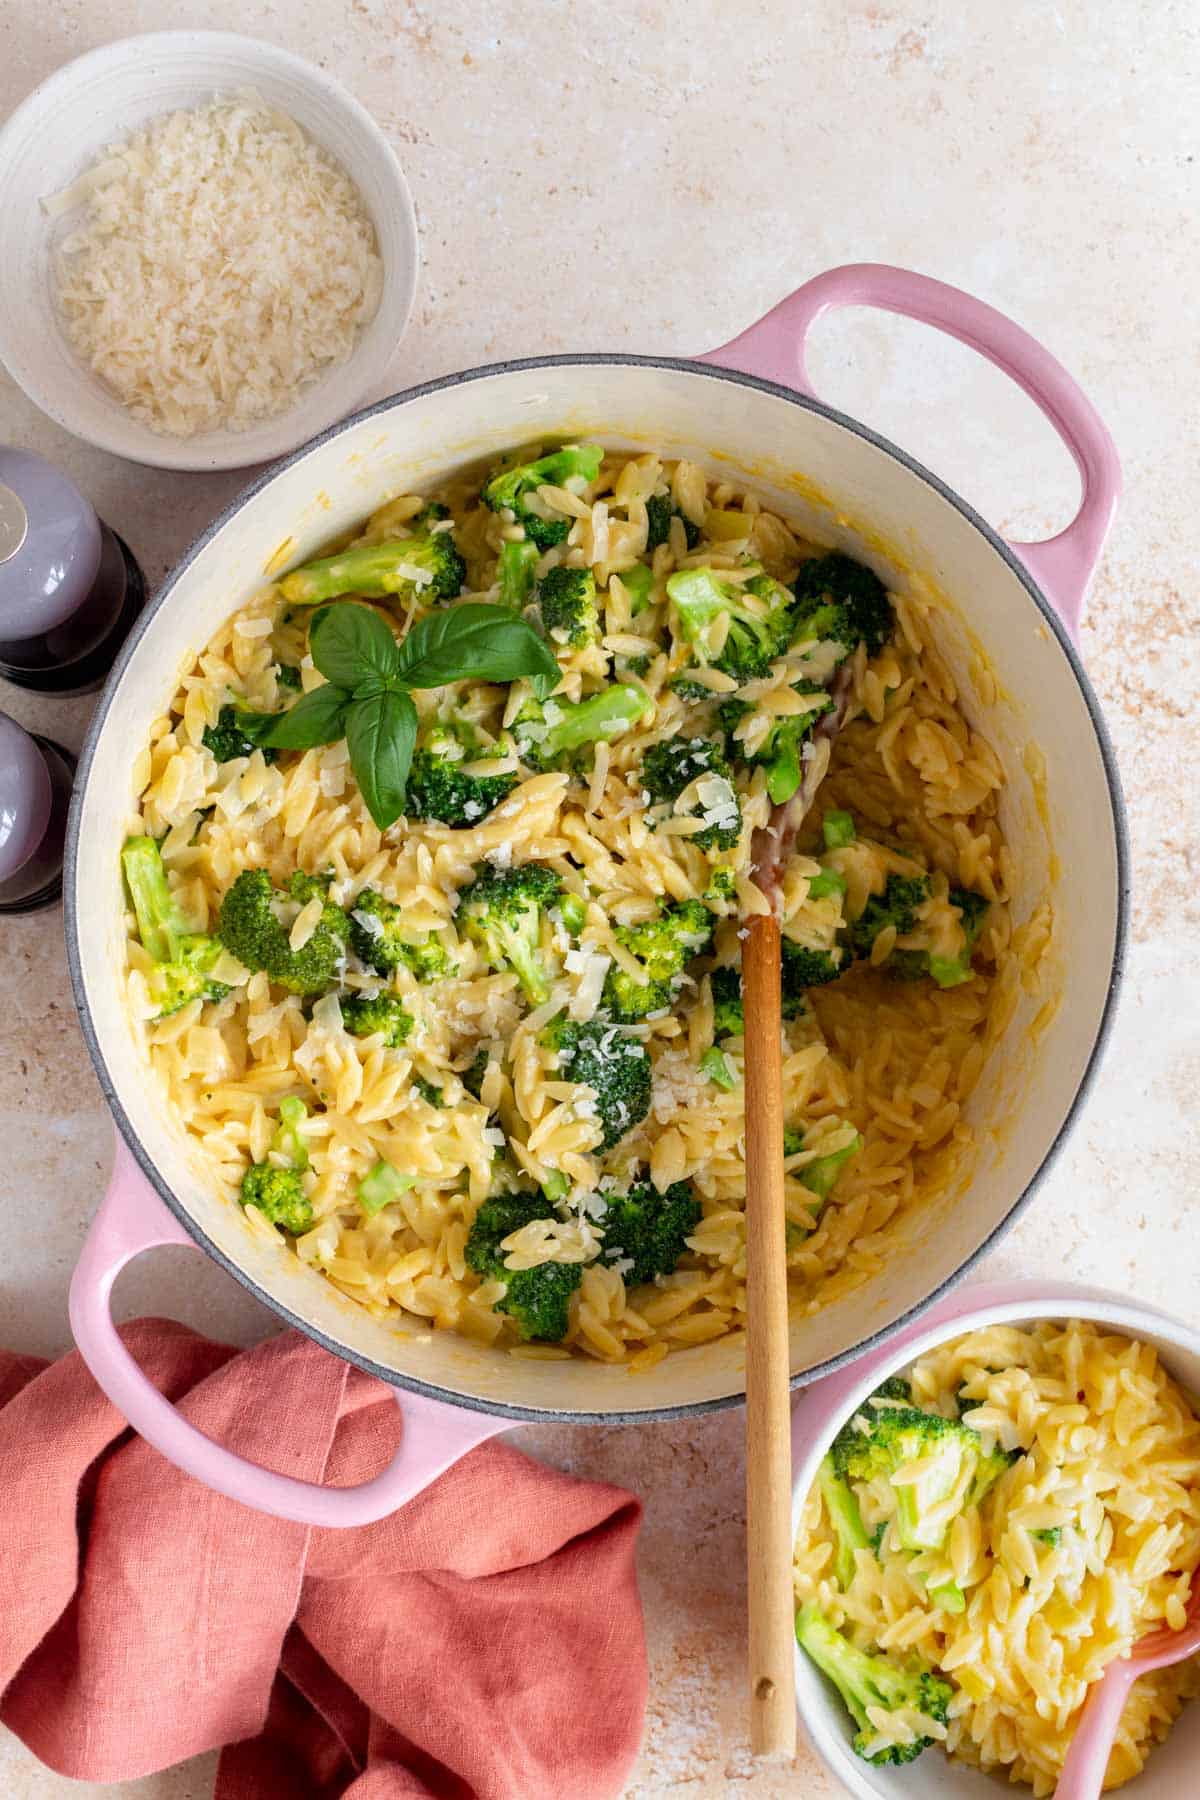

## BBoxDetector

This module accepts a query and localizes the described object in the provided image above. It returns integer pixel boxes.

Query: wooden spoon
[744,670,853,1759]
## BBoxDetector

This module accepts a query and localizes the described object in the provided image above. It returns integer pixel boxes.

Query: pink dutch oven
[65,265,1127,1527]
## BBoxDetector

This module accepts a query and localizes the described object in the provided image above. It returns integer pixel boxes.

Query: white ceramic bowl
[790,1279,1200,1799]
[0,32,419,472]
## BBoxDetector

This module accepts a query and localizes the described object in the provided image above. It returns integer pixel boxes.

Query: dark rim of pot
[64,354,1131,1427]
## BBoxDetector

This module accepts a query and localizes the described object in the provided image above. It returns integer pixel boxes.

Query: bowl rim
[63,353,1131,1425]
[789,1277,1200,1794]
[0,29,419,472]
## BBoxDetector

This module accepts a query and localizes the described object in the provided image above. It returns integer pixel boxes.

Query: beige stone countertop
[1,2,1197,1795]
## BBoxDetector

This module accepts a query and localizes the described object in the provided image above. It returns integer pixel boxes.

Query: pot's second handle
[699,262,1121,639]
[69,1135,507,1526]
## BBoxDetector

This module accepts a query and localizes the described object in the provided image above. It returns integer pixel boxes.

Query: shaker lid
[0,713,52,882]
[0,448,102,641]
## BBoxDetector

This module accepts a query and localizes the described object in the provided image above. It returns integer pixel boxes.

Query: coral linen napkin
[0,1320,647,1799]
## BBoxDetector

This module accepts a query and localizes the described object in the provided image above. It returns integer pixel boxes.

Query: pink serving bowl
[791,1280,1200,1798]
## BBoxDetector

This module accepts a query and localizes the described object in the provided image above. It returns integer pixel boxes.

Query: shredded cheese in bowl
[45,90,383,439]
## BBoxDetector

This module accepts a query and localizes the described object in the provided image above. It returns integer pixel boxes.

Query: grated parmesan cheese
[47,91,383,438]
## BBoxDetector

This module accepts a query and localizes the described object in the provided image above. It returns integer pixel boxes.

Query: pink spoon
[1054,1589,1200,1798]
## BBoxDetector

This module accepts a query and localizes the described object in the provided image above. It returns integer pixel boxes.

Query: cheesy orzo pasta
[123,443,1045,1364]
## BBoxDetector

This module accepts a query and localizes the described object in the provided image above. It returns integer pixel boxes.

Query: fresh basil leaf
[261,684,351,749]
[345,688,418,830]
[393,602,560,690]
[310,603,401,691]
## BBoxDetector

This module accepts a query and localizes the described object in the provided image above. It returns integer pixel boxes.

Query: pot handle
[698,262,1121,638]
[68,1134,507,1526]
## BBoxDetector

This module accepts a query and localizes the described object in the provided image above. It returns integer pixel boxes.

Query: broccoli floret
[781,936,844,1010]
[462,1045,491,1099]
[278,533,465,606]
[413,1075,443,1107]
[558,891,588,935]
[889,887,989,988]
[536,564,598,648]
[817,1455,874,1590]
[601,899,713,1023]
[830,1404,997,1553]
[458,862,562,1004]
[202,703,279,765]
[217,868,349,996]
[645,493,700,552]
[791,552,894,658]
[844,874,931,961]
[481,443,605,551]
[716,694,753,739]
[239,1163,313,1234]
[411,500,450,529]
[796,1602,953,1767]
[497,538,540,610]
[340,992,414,1047]
[640,736,742,852]
[1033,1526,1062,1547]
[968,1442,1019,1509]
[666,568,792,680]
[601,966,673,1024]
[617,899,713,978]
[872,1374,913,1405]
[122,835,231,1018]
[599,1177,700,1283]
[823,809,856,849]
[704,866,737,904]
[275,662,303,691]
[348,887,456,981]
[709,965,745,1038]
[404,720,518,827]
[513,683,651,772]
[238,1097,312,1226]
[465,1192,583,1341]
[542,1016,652,1152]
[672,672,721,703]
[724,690,835,806]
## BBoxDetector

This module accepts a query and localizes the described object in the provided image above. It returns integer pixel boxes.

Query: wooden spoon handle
[742,909,797,1760]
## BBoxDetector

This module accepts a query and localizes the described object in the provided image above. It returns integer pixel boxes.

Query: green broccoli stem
[273,1096,310,1170]
[817,1454,874,1589]
[279,541,437,604]
[536,684,651,760]
[122,834,189,962]
[497,539,540,610]
[699,1045,736,1090]
[795,1601,952,1766]
[358,1158,415,1216]
[617,563,655,613]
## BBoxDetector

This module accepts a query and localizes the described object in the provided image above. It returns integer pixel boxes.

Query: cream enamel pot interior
[65,265,1127,1525]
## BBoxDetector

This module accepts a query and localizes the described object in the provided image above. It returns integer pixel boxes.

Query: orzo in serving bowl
[793,1319,1200,1791]
[122,442,1048,1364]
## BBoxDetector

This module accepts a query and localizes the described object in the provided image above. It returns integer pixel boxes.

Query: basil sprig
[263,602,558,829]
